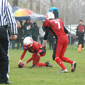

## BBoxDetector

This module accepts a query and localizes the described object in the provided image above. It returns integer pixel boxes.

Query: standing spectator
[76,20,85,49]
[0,0,18,84]
[32,22,39,41]
[21,21,25,48]
[24,18,33,38]
[48,32,55,50]
[39,25,45,44]
[12,21,22,49]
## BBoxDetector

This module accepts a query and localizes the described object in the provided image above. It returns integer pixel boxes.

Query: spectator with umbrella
[12,21,23,49]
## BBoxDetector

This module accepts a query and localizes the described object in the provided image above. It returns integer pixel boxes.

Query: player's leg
[60,38,77,72]
[33,54,51,67]
[54,40,67,72]
[31,53,41,68]
[26,56,33,63]
[35,52,46,67]
[37,63,47,67]
[30,53,38,68]
[32,53,38,65]
[35,54,41,65]
[23,53,34,68]
[37,61,53,67]
[60,39,73,64]
[61,56,73,64]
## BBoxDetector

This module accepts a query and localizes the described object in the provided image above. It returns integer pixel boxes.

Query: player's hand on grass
[18,60,22,65]
[18,60,24,68]
[23,62,27,68]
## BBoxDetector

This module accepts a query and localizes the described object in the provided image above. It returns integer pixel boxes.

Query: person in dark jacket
[76,20,85,49]
[12,21,23,49]
[21,21,25,48]
[48,32,55,50]
[32,22,39,41]
[24,18,33,38]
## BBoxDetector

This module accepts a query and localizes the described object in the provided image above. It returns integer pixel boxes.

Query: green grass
[7,45,85,85]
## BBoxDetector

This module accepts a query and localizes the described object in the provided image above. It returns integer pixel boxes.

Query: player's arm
[18,50,27,65]
[22,49,34,68]
[23,57,33,68]
[43,20,50,47]
[63,26,68,34]
[42,27,49,47]
[63,26,69,36]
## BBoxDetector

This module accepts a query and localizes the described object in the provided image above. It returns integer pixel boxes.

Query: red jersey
[43,18,67,38]
[20,41,42,60]
[77,25,85,32]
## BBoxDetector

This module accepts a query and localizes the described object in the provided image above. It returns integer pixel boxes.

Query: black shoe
[0,81,11,84]
[30,64,36,68]
[46,61,53,67]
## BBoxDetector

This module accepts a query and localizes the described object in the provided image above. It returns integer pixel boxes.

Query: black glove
[39,46,46,55]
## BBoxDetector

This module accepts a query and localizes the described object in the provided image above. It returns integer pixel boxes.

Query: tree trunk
[36,0,40,13]
[30,0,33,10]
[50,0,54,7]
[13,0,18,6]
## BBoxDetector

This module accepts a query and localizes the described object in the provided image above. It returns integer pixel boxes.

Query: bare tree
[36,0,40,13]
[9,0,85,24]
[30,0,33,10]
[13,0,18,6]
[50,0,54,6]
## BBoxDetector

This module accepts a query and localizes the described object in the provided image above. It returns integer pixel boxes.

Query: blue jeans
[12,40,21,49]
[40,37,43,44]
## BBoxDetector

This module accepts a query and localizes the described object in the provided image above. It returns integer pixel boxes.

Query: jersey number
[55,21,61,29]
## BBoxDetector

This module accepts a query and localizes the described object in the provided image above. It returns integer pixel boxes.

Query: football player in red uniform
[42,12,77,73]
[18,37,52,68]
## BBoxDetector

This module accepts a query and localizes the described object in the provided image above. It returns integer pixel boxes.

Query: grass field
[7,45,85,85]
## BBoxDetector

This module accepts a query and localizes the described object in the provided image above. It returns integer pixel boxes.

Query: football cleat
[71,61,77,72]
[82,48,84,50]
[59,69,68,73]
[46,61,53,67]
[30,64,36,68]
